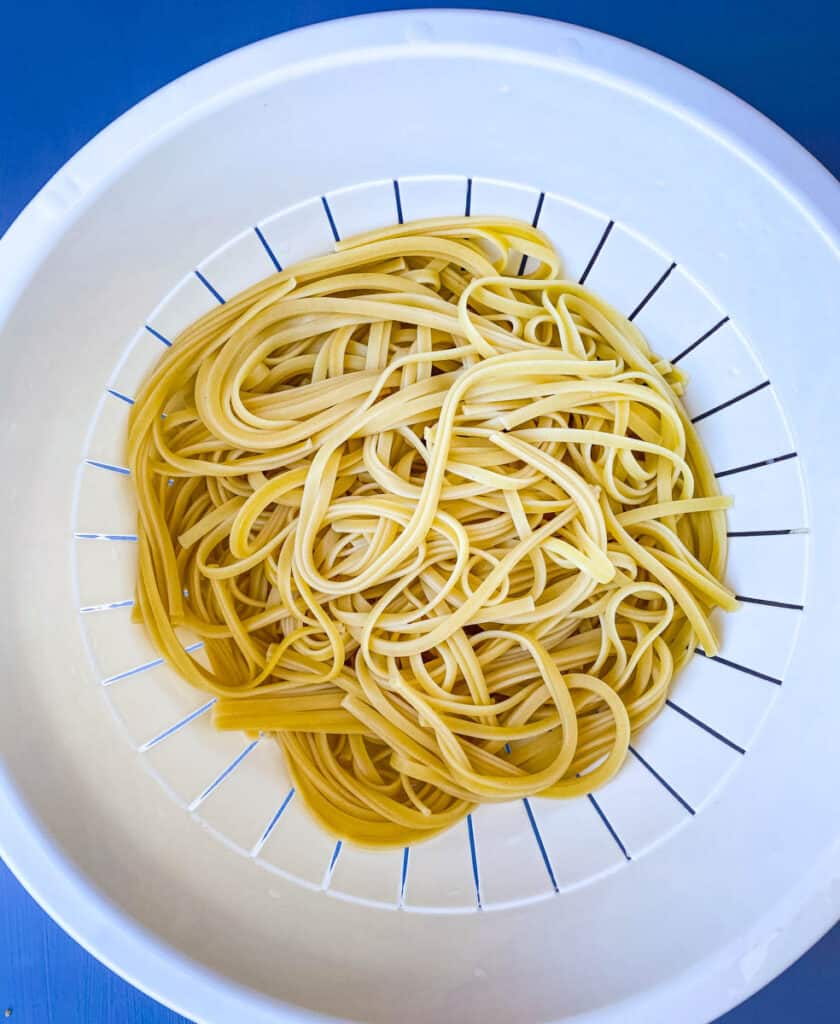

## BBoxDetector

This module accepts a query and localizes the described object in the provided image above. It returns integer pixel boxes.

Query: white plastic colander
[1,11,838,1024]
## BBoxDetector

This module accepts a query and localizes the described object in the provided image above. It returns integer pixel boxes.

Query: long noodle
[128,216,736,847]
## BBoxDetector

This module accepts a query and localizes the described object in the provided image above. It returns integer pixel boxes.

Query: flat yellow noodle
[127,215,734,848]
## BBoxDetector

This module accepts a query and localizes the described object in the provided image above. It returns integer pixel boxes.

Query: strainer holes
[322,841,343,889]
[138,699,216,752]
[251,787,296,857]
[628,261,677,322]
[393,180,404,225]
[522,798,558,893]
[106,387,134,405]
[75,532,137,541]
[691,380,770,424]
[467,813,482,909]
[665,700,745,755]
[85,459,129,476]
[80,599,135,613]
[578,220,613,285]
[695,651,782,685]
[321,196,340,242]
[670,316,729,364]
[194,270,225,304]
[588,794,631,861]
[254,226,282,272]
[101,641,202,685]
[399,847,409,907]
[517,191,545,276]
[715,451,798,479]
[145,324,171,346]
[188,738,259,812]
[628,747,695,816]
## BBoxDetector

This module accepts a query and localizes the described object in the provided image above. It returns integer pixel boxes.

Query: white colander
[1,11,838,1024]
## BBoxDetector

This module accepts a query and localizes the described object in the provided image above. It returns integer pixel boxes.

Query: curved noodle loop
[128,216,735,847]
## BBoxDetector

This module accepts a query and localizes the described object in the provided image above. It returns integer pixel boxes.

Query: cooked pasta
[128,215,736,847]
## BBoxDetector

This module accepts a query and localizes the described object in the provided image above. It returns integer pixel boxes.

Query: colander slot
[102,641,202,686]
[671,316,729,364]
[103,654,163,683]
[664,700,745,755]
[399,847,409,906]
[728,529,802,537]
[716,451,798,479]
[188,738,259,812]
[627,746,695,816]
[392,180,404,225]
[517,191,545,275]
[85,458,129,475]
[80,598,135,613]
[75,532,136,541]
[254,226,282,272]
[587,794,631,861]
[692,380,771,423]
[321,196,341,242]
[250,788,296,858]
[578,220,614,285]
[466,813,482,909]
[193,269,225,305]
[736,595,804,610]
[322,841,343,890]
[145,324,171,347]
[628,261,677,322]
[138,699,216,753]
[696,651,781,685]
[106,387,134,405]
[522,798,559,893]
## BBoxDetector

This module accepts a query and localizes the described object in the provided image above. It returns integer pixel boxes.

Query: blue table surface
[1,2,837,1021]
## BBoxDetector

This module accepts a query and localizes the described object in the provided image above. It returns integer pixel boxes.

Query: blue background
[1,1,837,1021]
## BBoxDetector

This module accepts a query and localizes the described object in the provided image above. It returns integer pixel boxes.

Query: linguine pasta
[128,216,735,847]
